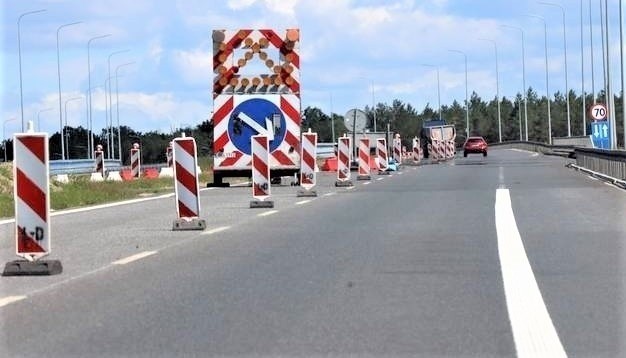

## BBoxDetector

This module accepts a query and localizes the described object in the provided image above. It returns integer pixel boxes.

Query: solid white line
[0,295,27,308]
[258,210,278,217]
[112,251,158,265]
[587,175,599,181]
[495,189,567,358]
[201,226,231,235]
[295,200,312,205]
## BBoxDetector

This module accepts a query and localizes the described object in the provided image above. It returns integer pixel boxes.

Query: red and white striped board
[251,135,273,207]
[13,132,50,260]
[166,143,173,168]
[412,137,421,163]
[357,137,371,180]
[446,140,455,159]
[393,136,402,163]
[172,136,206,230]
[336,136,351,182]
[299,131,317,191]
[437,139,446,160]
[376,138,389,172]
[130,143,141,178]
[94,145,104,176]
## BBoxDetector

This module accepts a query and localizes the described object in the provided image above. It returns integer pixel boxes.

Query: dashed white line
[397,172,404,175]
[0,295,27,308]
[201,226,231,235]
[112,251,158,265]
[376,177,384,181]
[495,189,566,358]
[258,210,279,217]
[587,176,599,181]
[323,192,336,197]
[295,199,312,205]
[345,186,355,190]
[362,181,371,185]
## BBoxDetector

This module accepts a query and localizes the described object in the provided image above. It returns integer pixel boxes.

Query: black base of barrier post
[250,200,274,208]
[378,171,391,175]
[335,180,353,187]
[2,260,63,276]
[172,218,207,231]
[357,175,371,181]
[296,189,317,197]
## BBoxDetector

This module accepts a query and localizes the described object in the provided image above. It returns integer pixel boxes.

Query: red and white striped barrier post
[172,135,206,230]
[3,122,62,276]
[437,139,446,160]
[298,129,317,197]
[412,137,421,164]
[159,142,175,178]
[376,138,390,174]
[130,143,141,178]
[250,135,274,208]
[357,137,371,180]
[393,135,402,164]
[335,135,353,187]
[429,140,438,163]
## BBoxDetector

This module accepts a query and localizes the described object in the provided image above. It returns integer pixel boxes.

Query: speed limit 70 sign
[590,103,607,121]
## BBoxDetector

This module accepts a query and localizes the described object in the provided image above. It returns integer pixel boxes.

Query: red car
[463,136,488,157]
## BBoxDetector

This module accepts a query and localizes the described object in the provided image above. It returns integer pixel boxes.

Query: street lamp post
[539,2,571,137]
[448,50,469,137]
[57,21,83,161]
[3,118,18,162]
[421,64,442,121]
[87,34,112,159]
[501,25,529,141]
[478,38,502,142]
[64,96,84,159]
[18,9,47,132]
[37,107,54,132]
[107,49,129,157]
[527,15,553,144]
[115,62,135,160]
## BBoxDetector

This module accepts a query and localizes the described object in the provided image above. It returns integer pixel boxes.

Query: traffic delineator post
[3,121,62,276]
[335,135,353,187]
[297,129,317,197]
[250,135,274,208]
[160,142,175,178]
[376,138,390,175]
[172,134,206,231]
[412,137,421,164]
[130,143,141,179]
[393,134,402,164]
[357,137,371,180]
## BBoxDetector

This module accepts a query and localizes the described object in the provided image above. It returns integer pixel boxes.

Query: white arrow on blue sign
[590,121,611,149]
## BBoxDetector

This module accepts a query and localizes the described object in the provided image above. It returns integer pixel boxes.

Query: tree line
[2,87,623,164]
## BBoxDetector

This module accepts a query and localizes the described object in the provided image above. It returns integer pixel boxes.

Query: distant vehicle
[463,136,488,157]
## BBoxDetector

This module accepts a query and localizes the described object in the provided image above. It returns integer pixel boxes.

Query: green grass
[0,157,215,219]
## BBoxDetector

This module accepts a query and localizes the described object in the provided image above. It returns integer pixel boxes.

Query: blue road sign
[590,121,611,149]
[227,98,286,155]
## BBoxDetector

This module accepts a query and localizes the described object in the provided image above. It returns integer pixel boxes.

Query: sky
[1,0,624,138]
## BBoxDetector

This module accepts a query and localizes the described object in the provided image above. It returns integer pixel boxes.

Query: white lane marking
[587,175,599,181]
[345,186,355,190]
[295,199,312,205]
[509,148,534,154]
[495,189,567,358]
[258,210,278,217]
[112,251,158,265]
[201,226,231,235]
[0,295,27,308]
[362,181,371,185]
[397,172,404,175]
[376,177,384,181]
[323,192,336,197]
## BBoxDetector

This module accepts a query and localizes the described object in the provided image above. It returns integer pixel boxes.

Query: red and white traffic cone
[3,121,61,275]
[250,135,274,208]
[172,134,206,231]
[298,129,317,197]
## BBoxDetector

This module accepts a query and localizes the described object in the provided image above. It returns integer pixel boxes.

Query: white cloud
[226,0,258,10]
[172,47,212,86]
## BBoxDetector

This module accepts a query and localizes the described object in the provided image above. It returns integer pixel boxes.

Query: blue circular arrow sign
[228,98,286,155]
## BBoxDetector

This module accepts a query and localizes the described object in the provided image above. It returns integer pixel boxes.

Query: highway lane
[0,148,624,357]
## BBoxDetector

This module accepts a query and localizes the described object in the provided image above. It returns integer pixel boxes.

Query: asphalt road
[0,148,624,357]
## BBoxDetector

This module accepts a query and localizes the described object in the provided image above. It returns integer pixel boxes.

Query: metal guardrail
[490,141,626,182]
[50,159,122,176]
